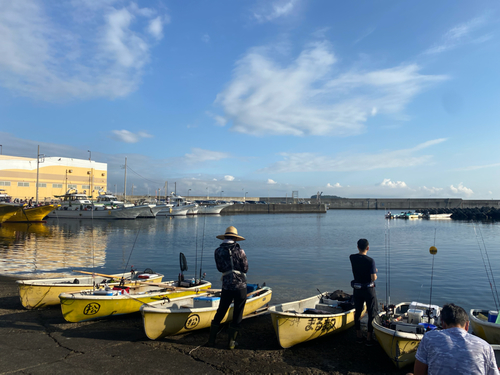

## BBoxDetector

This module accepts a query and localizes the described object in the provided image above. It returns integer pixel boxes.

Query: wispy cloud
[0,0,168,101]
[456,162,500,171]
[424,16,490,55]
[184,148,231,164]
[110,130,153,143]
[253,0,298,22]
[261,138,447,173]
[354,27,375,44]
[327,182,341,188]
[216,42,447,136]
[201,33,210,43]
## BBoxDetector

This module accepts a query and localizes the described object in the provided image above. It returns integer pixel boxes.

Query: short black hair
[440,303,469,327]
[357,239,369,251]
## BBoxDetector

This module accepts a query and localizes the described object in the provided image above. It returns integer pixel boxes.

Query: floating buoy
[429,246,437,255]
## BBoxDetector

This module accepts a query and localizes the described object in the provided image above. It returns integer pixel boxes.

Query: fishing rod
[385,217,391,307]
[474,226,500,312]
[199,211,207,282]
[428,228,438,323]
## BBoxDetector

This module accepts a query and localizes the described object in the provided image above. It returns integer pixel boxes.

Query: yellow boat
[269,291,364,348]
[6,204,60,222]
[141,286,272,339]
[0,203,23,223]
[60,280,213,322]
[372,302,441,369]
[470,309,500,344]
[17,270,164,309]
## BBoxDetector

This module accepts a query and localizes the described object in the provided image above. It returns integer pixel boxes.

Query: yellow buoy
[429,246,437,255]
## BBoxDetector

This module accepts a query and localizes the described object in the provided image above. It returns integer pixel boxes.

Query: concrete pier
[221,203,327,214]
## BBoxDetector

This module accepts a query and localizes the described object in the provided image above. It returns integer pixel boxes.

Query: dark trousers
[353,287,378,333]
[212,288,247,328]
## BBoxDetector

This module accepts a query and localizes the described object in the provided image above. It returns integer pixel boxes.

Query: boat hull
[59,281,212,322]
[46,206,142,219]
[6,204,59,222]
[372,302,424,369]
[470,309,500,344]
[141,287,272,339]
[269,292,363,348]
[17,272,164,309]
[0,203,23,223]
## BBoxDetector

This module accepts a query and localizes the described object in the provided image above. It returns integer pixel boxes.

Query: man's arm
[371,273,377,282]
[413,359,428,375]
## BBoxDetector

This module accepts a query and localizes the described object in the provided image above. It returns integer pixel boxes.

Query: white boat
[46,190,143,219]
[423,213,452,220]
[96,191,160,218]
[157,194,197,216]
[196,200,233,214]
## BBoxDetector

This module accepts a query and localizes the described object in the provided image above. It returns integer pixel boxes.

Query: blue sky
[1,0,500,199]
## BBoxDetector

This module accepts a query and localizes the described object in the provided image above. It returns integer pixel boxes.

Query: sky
[1,0,500,199]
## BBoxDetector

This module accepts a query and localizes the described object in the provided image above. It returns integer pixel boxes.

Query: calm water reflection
[1,210,499,311]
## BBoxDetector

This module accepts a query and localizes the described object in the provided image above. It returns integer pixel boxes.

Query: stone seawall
[221,203,327,214]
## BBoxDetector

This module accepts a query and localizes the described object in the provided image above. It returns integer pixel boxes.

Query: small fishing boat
[469,309,500,344]
[59,279,213,322]
[268,291,363,348]
[17,269,164,309]
[6,204,60,222]
[141,286,272,339]
[372,301,441,369]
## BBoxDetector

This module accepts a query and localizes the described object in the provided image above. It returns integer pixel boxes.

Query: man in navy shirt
[349,238,378,346]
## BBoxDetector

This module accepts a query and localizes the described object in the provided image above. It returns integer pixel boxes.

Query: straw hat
[216,226,245,241]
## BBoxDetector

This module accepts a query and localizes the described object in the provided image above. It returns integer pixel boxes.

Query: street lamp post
[220,190,224,199]
[88,150,91,161]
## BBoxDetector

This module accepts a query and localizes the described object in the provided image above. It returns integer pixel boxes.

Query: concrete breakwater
[421,207,500,221]
[307,198,500,210]
[221,203,327,214]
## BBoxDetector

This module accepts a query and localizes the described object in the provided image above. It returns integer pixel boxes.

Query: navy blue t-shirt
[350,253,376,284]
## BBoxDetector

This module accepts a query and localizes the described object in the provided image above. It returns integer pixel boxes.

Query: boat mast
[124,157,127,202]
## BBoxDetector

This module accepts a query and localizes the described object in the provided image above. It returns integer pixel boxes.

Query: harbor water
[1,210,499,313]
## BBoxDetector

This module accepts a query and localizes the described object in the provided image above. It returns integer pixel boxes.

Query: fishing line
[123,219,144,274]
[385,218,391,307]
[194,216,198,282]
[479,227,500,310]
[428,229,437,316]
[474,226,500,311]
[199,211,207,281]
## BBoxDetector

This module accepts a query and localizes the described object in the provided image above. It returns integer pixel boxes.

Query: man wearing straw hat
[207,226,249,349]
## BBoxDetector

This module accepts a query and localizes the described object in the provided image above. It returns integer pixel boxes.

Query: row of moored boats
[0,189,233,222]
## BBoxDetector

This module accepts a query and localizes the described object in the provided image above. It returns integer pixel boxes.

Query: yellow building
[0,155,107,202]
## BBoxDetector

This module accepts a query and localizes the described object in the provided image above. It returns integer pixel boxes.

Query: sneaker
[365,339,374,347]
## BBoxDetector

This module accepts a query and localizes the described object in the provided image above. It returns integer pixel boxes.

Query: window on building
[37,183,47,188]
[0,181,11,186]
[68,184,77,189]
[52,184,63,188]
[82,185,90,189]
[17,182,30,187]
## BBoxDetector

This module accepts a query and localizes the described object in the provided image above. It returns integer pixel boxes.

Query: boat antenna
[428,229,438,322]
[474,226,500,311]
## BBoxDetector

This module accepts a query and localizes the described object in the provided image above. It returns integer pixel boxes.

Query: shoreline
[0,274,411,374]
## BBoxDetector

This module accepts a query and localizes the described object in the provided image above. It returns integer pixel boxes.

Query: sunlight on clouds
[450,182,473,196]
[380,179,407,188]
[184,148,230,164]
[224,175,235,181]
[253,0,298,22]
[267,179,277,184]
[0,0,168,100]
[110,130,152,143]
[327,183,342,188]
[216,42,447,136]
[261,139,447,173]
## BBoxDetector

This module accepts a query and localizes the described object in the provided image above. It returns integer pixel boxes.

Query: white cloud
[110,130,153,143]
[267,179,277,184]
[327,183,342,188]
[202,34,210,43]
[449,182,473,196]
[262,138,447,173]
[456,162,500,171]
[184,148,230,164]
[148,16,165,40]
[224,175,235,181]
[380,179,407,188]
[0,0,168,101]
[424,16,490,55]
[253,0,298,22]
[216,42,447,136]
[206,112,228,127]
